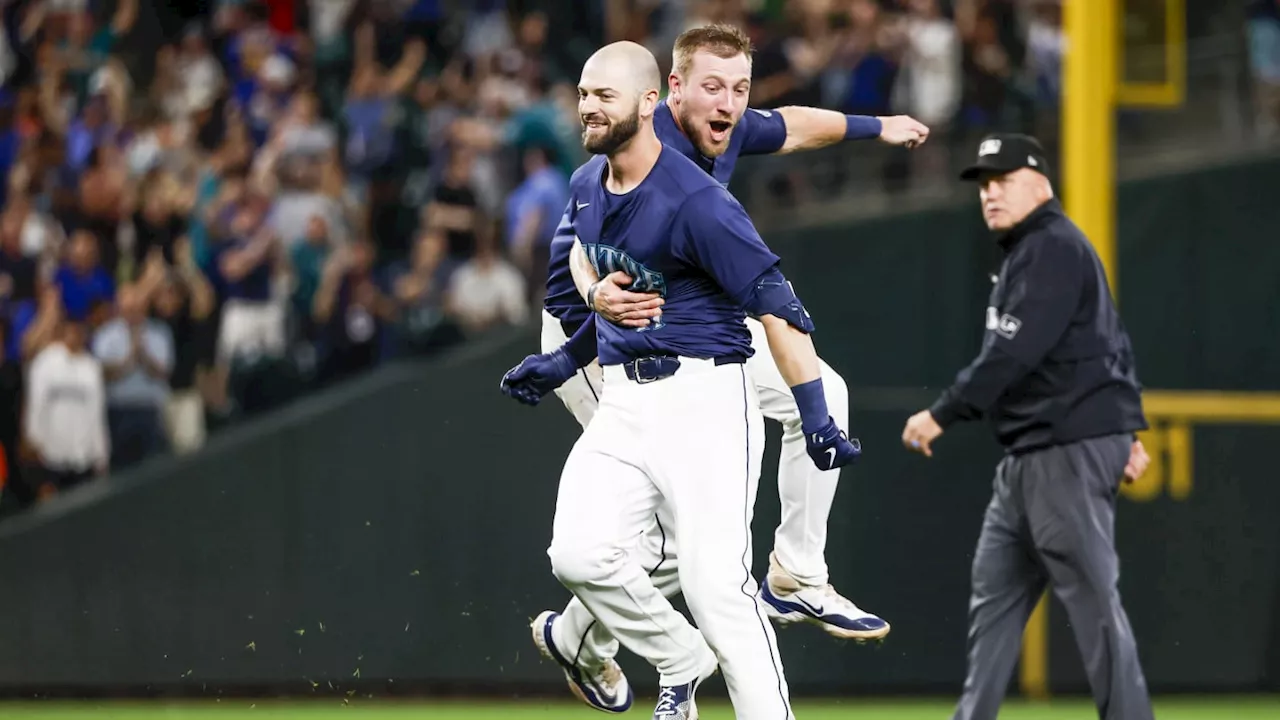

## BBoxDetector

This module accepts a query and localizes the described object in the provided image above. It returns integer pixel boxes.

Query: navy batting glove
[805,417,862,471]
[499,348,579,407]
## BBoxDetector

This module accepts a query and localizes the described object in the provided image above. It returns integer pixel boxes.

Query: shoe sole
[770,606,892,641]
[530,611,623,714]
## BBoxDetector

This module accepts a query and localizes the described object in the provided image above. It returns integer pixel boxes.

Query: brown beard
[582,108,641,155]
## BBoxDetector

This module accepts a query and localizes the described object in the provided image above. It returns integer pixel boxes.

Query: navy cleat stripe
[760,585,887,631]
[542,616,615,706]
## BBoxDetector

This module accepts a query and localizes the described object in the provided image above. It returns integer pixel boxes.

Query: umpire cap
[959,133,1050,181]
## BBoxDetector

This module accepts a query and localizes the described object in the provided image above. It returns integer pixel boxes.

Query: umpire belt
[619,354,747,384]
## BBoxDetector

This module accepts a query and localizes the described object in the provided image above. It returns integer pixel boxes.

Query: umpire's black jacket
[929,198,1148,453]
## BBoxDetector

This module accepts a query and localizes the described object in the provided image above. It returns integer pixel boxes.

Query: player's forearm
[761,313,842,433]
[569,238,601,303]
[761,314,820,385]
[775,106,881,154]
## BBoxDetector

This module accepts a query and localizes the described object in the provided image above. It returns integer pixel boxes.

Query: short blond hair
[672,23,754,79]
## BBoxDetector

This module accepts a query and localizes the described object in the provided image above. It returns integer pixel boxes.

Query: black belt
[620,354,747,384]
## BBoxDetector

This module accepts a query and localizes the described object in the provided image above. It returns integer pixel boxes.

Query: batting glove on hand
[499,349,578,407]
[805,418,862,471]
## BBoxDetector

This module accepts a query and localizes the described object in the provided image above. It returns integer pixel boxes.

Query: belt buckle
[632,358,661,384]
[629,356,677,384]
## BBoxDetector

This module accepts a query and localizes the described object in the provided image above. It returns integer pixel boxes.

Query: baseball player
[518,23,928,714]
[529,20,927,704]
[502,41,860,720]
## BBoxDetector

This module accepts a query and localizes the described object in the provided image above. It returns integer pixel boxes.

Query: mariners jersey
[566,149,781,365]
[543,100,788,329]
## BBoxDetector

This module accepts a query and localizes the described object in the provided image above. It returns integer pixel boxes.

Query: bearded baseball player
[503,38,864,720]
[505,23,928,716]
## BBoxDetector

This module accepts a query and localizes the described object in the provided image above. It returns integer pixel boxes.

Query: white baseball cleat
[530,610,633,713]
[758,552,891,642]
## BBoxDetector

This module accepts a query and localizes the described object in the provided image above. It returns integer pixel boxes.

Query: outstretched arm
[739,105,931,155]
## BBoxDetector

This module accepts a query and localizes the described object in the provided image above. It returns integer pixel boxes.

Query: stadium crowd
[0,0,1067,518]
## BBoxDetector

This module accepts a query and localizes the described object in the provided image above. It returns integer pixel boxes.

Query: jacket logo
[986,307,1022,339]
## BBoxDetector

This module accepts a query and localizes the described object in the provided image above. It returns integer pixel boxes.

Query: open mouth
[582,116,608,131]
[708,120,731,141]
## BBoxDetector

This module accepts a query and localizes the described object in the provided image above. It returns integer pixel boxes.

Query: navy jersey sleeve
[738,108,788,156]
[672,186,782,304]
[930,236,1085,427]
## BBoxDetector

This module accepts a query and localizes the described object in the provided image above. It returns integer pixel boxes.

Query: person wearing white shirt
[24,319,109,492]
[445,237,528,335]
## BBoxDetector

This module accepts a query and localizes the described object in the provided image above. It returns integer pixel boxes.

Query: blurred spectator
[1249,0,1280,138]
[311,237,394,385]
[214,190,285,367]
[76,144,127,274]
[130,172,189,270]
[390,227,458,352]
[0,207,37,304]
[445,233,527,336]
[154,239,215,455]
[834,0,900,118]
[24,316,108,495]
[56,0,138,110]
[428,147,481,261]
[92,281,173,471]
[1024,0,1064,122]
[504,145,569,305]
[955,0,1024,132]
[55,228,114,320]
[288,213,333,342]
[889,0,962,189]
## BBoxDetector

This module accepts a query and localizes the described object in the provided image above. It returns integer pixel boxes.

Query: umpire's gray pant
[952,433,1154,720]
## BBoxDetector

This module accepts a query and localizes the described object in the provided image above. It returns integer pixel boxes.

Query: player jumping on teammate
[503,23,929,716]
[504,40,861,720]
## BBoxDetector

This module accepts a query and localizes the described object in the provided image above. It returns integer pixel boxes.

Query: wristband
[791,378,830,434]
[586,281,601,311]
[845,115,882,141]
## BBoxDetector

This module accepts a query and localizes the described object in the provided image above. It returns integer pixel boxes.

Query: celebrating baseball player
[501,39,864,719]
[502,22,929,716]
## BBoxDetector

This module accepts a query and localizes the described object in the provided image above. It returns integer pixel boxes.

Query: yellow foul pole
[1064,0,1118,293]
[1020,0,1118,702]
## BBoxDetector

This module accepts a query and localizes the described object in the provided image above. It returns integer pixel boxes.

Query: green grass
[0,697,1275,719]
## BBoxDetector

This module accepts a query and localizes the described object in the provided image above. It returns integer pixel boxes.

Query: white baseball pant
[546,354,794,720]
[542,310,847,583]
[539,310,846,678]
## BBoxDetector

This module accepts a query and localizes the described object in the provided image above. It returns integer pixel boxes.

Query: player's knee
[547,542,612,588]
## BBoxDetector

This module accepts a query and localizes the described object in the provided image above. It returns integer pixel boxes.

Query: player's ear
[667,72,681,99]
[639,88,660,119]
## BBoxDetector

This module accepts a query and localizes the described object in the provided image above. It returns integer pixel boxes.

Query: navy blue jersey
[568,149,781,365]
[543,100,788,325]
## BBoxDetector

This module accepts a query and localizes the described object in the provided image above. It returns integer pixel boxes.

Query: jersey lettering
[583,242,668,332]
[583,243,668,296]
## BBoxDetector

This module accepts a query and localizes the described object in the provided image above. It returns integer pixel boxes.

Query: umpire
[901,133,1155,720]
